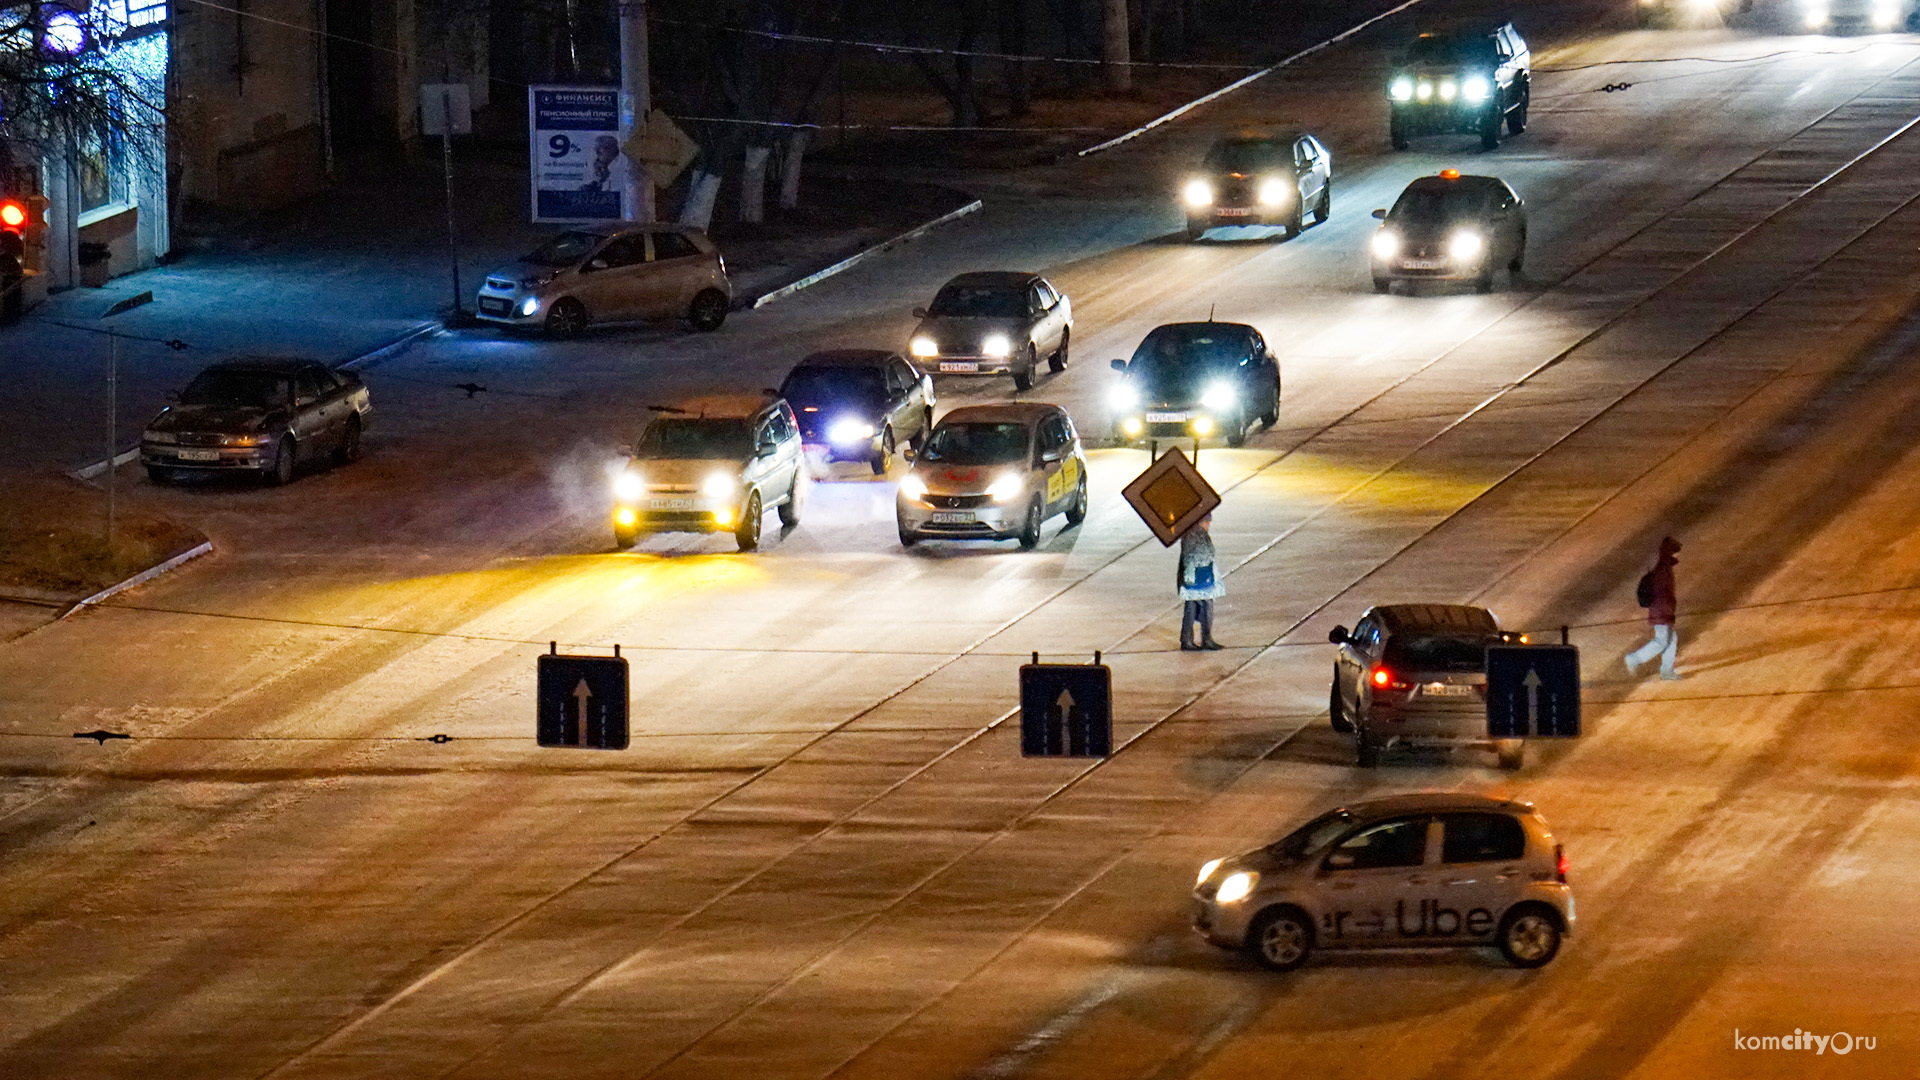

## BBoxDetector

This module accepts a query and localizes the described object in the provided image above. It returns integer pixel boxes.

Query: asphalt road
[6,1,1920,1077]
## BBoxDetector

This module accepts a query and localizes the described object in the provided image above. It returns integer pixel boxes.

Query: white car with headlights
[907,272,1072,393]
[610,395,805,552]
[896,403,1088,549]
[1192,793,1575,971]
[1181,133,1331,241]
[1794,0,1913,29]
[1370,170,1526,294]
[1634,0,1754,26]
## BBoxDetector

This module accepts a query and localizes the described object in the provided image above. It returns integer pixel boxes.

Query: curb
[752,199,984,309]
[59,540,213,620]
[1077,0,1435,158]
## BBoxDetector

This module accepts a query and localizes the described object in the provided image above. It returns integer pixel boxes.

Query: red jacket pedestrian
[1646,536,1679,626]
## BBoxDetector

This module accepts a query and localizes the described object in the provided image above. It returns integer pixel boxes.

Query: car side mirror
[901,445,916,463]
[1110,359,1128,372]
[1328,625,1349,645]
[912,307,929,319]
[615,443,633,458]
[586,258,609,271]
[1371,209,1387,220]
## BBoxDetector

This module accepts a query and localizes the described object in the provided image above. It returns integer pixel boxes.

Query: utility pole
[1103,0,1131,94]
[100,291,155,562]
[618,0,654,223]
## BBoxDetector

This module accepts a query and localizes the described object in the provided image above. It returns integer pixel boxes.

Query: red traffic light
[0,200,25,230]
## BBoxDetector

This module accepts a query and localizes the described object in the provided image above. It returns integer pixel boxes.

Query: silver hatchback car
[476,226,732,337]
[1192,793,1574,971]
[907,272,1072,392]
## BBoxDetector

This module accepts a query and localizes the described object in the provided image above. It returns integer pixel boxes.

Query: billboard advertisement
[528,86,626,222]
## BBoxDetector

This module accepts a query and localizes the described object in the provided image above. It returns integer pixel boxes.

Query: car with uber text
[1370,171,1527,294]
[610,395,804,552]
[907,272,1072,392]
[1191,793,1574,970]
[1108,322,1281,447]
[896,403,1087,549]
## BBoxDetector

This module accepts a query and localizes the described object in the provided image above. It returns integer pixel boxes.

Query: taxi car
[1387,24,1530,151]
[141,358,371,486]
[610,395,804,552]
[1328,603,1528,769]
[777,350,936,475]
[1107,322,1281,447]
[1192,793,1574,970]
[907,272,1072,392]
[475,225,732,337]
[896,403,1087,549]
[1370,171,1527,294]
[1181,132,1332,241]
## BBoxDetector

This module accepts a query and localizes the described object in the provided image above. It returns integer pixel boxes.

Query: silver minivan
[476,226,732,337]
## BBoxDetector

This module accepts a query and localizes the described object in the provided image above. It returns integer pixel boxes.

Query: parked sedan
[907,272,1072,392]
[141,358,371,485]
[778,350,936,475]
[896,403,1087,549]
[475,226,732,337]
[1108,321,1281,447]
[1181,132,1331,240]
[1370,171,1526,294]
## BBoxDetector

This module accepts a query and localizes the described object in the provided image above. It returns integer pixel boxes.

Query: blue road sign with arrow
[537,648,629,750]
[1020,658,1112,757]
[1486,645,1580,739]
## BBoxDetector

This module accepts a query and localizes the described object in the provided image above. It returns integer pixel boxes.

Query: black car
[141,358,372,485]
[1369,171,1527,294]
[777,350,936,474]
[1328,604,1529,769]
[1387,24,1530,151]
[1107,322,1281,447]
[1181,133,1333,241]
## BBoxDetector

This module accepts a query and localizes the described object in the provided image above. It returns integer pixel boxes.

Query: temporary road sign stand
[536,642,631,750]
[1486,642,1581,739]
[1020,651,1112,757]
[1120,446,1221,547]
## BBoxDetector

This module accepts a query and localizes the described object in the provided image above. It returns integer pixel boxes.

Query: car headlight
[1200,382,1237,411]
[1449,229,1486,261]
[1215,871,1258,904]
[1803,2,1827,25]
[1873,0,1899,25]
[143,429,177,444]
[1191,416,1215,437]
[1121,416,1144,436]
[1438,78,1457,102]
[827,417,877,446]
[1183,179,1214,208]
[982,333,1012,359]
[701,472,737,499]
[910,336,939,358]
[1108,383,1139,410]
[1416,79,1433,101]
[613,469,644,502]
[1197,858,1224,887]
[899,472,928,500]
[1257,178,1292,208]
[614,507,637,527]
[1389,75,1413,102]
[1371,229,1400,260]
[986,472,1026,503]
[517,296,540,317]
[1462,75,1491,103]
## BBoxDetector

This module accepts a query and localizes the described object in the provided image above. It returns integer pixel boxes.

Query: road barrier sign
[1020,654,1112,757]
[1486,645,1580,738]
[537,645,630,750]
[1121,446,1221,547]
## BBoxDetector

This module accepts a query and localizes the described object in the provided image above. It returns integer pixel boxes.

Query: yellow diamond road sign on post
[623,109,700,190]
[1121,446,1221,547]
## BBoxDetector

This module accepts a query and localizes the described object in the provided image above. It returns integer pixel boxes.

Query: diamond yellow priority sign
[623,109,700,190]
[1121,446,1222,546]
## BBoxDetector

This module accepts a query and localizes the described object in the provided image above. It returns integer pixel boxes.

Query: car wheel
[1498,904,1562,968]
[1356,729,1379,768]
[1509,231,1527,275]
[1480,112,1502,151]
[1261,379,1280,428]
[1226,409,1248,448]
[1247,907,1314,972]
[871,426,894,475]
[914,409,933,450]
[1064,475,1088,526]
[898,523,919,548]
[1497,740,1525,771]
[1329,676,1353,733]
[1049,329,1069,373]
[333,415,363,465]
[145,465,174,485]
[1186,219,1206,241]
[1012,346,1036,392]
[1390,123,1409,151]
[1017,494,1044,550]
[1373,276,1392,295]
[1474,271,1495,295]
[267,437,296,486]
[779,471,805,527]
[1313,180,1330,225]
[1282,202,1302,240]
[545,298,588,338]
[735,491,763,551]
[613,525,638,550]
[688,289,729,332]
[1507,89,1530,135]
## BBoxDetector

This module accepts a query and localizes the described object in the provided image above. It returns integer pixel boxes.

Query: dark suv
[1388,24,1530,150]
[1328,604,1529,769]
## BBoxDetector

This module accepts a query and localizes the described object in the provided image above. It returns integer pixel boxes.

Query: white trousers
[1625,624,1678,677]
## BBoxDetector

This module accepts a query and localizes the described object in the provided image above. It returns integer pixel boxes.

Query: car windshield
[1384,634,1497,673]
[523,231,603,267]
[1390,186,1489,227]
[1128,327,1252,386]
[180,370,291,410]
[928,283,1027,319]
[634,417,753,460]
[1267,810,1356,862]
[920,422,1029,465]
[1406,36,1496,66]
[1205,140,1289,173]
[781,367,886,409]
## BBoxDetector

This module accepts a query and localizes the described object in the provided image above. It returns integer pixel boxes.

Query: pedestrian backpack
[1635,571,1654,608]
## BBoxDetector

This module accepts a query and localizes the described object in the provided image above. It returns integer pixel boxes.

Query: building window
[76,125,126,215]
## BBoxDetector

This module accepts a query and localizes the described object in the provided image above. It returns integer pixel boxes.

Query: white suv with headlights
[610,395,804,552]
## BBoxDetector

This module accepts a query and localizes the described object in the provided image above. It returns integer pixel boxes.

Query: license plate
[1423,683,1474,697]
[1145,411,1189,424]
[650,497,695,511]
[177,449,220,461]
[1401,258,1447,270]
[1214,207,1252,217]
[478,298,511,315]
[939,361,979,373]
[930,511,976,524]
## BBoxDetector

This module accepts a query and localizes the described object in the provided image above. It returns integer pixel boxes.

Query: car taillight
[1370,666,1408,690]
[1555,843,1568,884]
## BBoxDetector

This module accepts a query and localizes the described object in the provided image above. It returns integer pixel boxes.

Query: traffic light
[0,195,50,273]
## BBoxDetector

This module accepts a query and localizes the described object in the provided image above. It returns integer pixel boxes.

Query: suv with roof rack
[1387,23,1530,151]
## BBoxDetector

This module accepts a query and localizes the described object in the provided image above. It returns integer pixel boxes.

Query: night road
[5,0,1920,1077]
